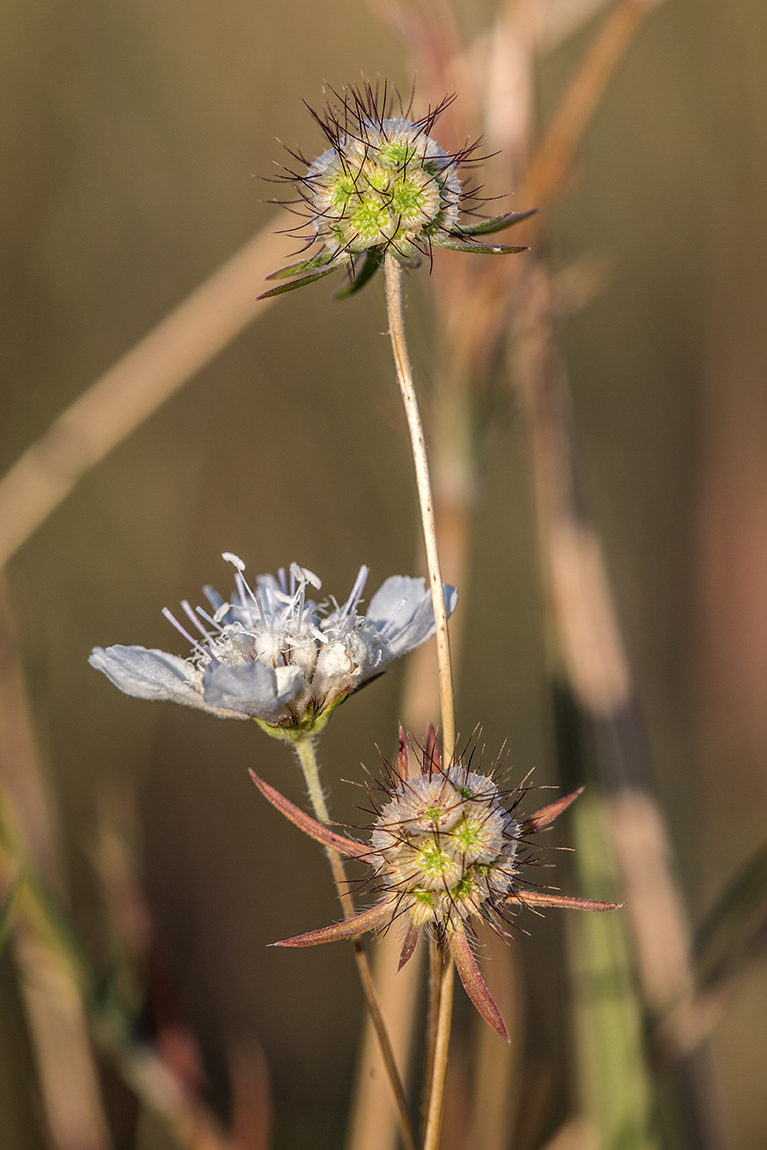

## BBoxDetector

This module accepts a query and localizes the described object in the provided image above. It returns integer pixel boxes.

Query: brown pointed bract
[397,922,422,971]
[509,890,623,912]
[248,770,368,858]
[423,723,441,774]
[274,903,391,948]
[448,924,509,1043]
[519,787,584,833]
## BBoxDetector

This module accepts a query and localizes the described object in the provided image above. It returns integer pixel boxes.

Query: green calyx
[251,690,349,743]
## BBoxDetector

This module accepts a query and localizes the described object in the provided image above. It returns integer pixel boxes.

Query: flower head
[90,556,457,738]
[259,80,536,300]
[250,730,621,1039]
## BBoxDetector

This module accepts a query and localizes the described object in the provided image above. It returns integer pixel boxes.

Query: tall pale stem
[292,738,418,1150]
[384,254,456,765]
[422,951,455,1150]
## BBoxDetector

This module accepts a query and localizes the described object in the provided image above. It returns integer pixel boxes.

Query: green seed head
[307,117,460,258]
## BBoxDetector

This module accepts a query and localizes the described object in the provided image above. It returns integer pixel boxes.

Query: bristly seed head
[259,79,535,300]
[369,751,519,933]
[306,109,462,260]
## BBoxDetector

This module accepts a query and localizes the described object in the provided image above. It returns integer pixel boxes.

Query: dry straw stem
[451,0,662,381]
[421,935,446,1138]
[350,6,659,1149]
[381,251,460,1150]
[0,221,293,569]
[384,254,456,765]
[511,265,694,1020]
[422,951,455,1150]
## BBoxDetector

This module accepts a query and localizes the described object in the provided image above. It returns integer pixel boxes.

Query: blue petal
[201,661,305,719]
[89,645,246,718]
[366,577,458,664]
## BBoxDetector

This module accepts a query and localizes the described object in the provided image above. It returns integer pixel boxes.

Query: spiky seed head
[307,116,461,260]
[369,757,519,932]
[259,80,533,299]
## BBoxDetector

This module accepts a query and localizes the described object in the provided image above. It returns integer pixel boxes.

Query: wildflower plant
[87,75,622,1150]
[259,80,535,300]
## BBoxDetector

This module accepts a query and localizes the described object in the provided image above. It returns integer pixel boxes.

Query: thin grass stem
[292,738,418,1150]
[384,253,456,765]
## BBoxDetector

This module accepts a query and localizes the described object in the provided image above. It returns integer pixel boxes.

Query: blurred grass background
[1,0,766,1147]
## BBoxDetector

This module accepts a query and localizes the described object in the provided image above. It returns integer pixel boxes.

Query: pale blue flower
[90,555,457,735]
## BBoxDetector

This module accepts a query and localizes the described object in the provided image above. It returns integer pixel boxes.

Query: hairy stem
[293,738,418,1150]
[422,947,455,1150]
[384,253,456,765]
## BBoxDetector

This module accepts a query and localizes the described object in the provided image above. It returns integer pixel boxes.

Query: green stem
[292,737,419,1150]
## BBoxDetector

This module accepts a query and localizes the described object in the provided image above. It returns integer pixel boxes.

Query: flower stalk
[384,253,456,765]
[422,950,454,1150]
[384,250,459,1137]
[291,737,418,1150]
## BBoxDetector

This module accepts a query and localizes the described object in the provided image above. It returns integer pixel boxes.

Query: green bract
[260,81,535,300]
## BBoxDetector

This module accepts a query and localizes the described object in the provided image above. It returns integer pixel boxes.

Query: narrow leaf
[265,251,339,280]
[335,248,384,298]
[274,902,391,948]
[432,238,528,255]
[693,842,767,990]
[520,787,584,833]
[456,208,539,236]
[509,889,623,912]
[448,925,509,1042]
[423,723,441,775]
[249,770,368,858]
[0,875,22,955]
[256,265,340,300]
